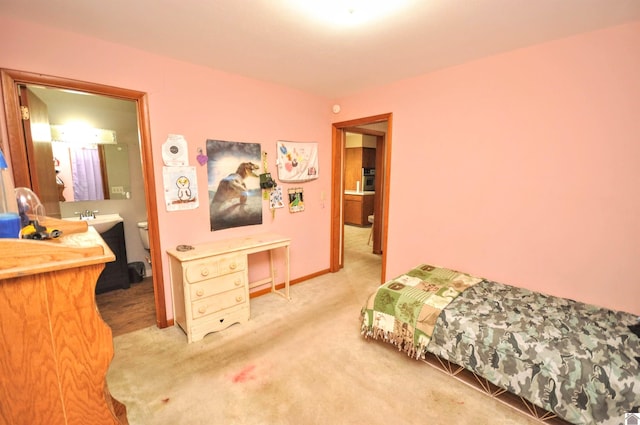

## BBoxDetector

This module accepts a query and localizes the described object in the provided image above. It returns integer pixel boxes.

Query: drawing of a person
[176,176,192,200]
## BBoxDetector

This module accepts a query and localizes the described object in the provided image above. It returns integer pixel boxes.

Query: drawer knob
[196,289,204,297]
[234,279,241,286]
[236,296,243,303]
[198,306,207,314]
[229,263,237,270]
[200,268,209,277]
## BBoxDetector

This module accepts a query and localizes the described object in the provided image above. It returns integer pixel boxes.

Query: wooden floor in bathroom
[96,276,157,337]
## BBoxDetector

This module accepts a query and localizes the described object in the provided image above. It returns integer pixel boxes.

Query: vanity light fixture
[50,123,117,145]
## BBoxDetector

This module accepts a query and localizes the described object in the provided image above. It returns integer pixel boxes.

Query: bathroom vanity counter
[60,215,129,293]
[0,228,128,424]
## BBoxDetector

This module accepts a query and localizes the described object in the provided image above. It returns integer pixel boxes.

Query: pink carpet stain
[232,365,257,383]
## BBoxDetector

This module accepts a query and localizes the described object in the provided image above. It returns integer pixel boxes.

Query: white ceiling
[2,0,639,98]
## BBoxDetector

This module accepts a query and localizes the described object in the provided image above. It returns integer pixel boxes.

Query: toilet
[137,221,150,250]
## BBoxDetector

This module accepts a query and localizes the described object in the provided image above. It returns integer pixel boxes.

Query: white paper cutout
[162,134,189,166]
[163,166,198,211]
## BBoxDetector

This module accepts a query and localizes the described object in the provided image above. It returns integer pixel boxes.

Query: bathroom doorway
[1,68,167,329]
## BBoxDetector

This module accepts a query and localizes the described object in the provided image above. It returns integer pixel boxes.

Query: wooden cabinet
[96,221,129,293]
[345,147,376,191]
[362,147,376,168]
[344,194,362,225]
[345,148,362,191]
[0,226,128,424]
[344,193,375,226]
[362,194,374,223]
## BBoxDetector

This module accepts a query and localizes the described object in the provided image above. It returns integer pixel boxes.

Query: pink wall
[0,16,334,320]
[1,15,638,317]
[338,21,640,315]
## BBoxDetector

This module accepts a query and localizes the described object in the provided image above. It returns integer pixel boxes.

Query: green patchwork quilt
[360,264,640,425]
[360,264,483,359]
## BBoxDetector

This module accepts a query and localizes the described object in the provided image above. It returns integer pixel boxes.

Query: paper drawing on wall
[288,187,304,213]
[270,186,285,209]
[276,141,318,182]
[162,134,189,166]
[163,166,198,211]
[207,139,262,230]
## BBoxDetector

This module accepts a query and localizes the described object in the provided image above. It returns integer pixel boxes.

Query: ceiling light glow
[291,0,411,26]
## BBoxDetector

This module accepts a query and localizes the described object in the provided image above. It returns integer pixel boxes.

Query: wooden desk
[0,227,128,424]
[167,233,291,343]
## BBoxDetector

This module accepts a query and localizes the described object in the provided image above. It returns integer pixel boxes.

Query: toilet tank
[137,221,149,250]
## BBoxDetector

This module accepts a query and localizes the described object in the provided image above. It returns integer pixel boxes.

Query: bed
[360,264,640,425]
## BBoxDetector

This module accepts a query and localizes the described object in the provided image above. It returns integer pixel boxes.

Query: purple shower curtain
[71,147,104,201]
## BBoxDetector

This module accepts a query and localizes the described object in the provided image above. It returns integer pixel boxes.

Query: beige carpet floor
[107,226,540,424]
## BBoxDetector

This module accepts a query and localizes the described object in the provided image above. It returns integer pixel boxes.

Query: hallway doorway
[330,113,392,283]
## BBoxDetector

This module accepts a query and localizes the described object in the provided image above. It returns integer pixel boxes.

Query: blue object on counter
[0,213,21,238]
[0,148,22,238]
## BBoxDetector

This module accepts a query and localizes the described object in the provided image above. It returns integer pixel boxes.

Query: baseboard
[249,268,331,299]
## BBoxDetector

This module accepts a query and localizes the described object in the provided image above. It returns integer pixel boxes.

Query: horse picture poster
[206,139,262,231]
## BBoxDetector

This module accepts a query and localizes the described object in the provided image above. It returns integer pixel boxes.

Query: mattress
[361,264,640,425]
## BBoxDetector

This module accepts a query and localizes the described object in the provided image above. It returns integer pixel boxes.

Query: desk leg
[269,245,291,300]
[284,244,290,299]
[269,249,276,293]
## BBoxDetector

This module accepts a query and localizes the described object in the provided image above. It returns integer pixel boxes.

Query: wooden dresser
[344,191,375,226]
[168,233,291,343]
[0,225,128,425]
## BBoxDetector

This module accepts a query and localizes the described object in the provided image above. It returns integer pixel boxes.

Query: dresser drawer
[191,287,246,319]
[184,255,246,283]
[189,272,245,299]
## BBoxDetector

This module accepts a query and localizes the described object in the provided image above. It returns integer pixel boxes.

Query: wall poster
[207,139,262,231]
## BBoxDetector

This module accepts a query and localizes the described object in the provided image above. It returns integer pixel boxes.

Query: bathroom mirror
[52,141,131,202]
[26,85,136,203]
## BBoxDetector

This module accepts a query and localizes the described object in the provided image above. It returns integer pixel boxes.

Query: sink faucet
[75,210,98,219]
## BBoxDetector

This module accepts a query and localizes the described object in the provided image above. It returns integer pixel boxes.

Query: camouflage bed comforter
[361,265,640,425]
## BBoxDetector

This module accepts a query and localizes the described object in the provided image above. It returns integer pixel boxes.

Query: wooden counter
[344,191,375,226]
[0,227,128,424]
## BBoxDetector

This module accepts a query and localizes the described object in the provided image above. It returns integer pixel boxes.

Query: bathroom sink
[64,214,124,233]
[86,214,124,233]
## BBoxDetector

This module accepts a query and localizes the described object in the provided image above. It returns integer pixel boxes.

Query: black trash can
[128,261,145,283]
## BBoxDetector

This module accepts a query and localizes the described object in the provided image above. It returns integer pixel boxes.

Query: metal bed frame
[420,352,572,424]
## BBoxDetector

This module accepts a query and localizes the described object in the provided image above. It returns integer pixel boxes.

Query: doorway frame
[0,68,168,328]
[330,112,392,282]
